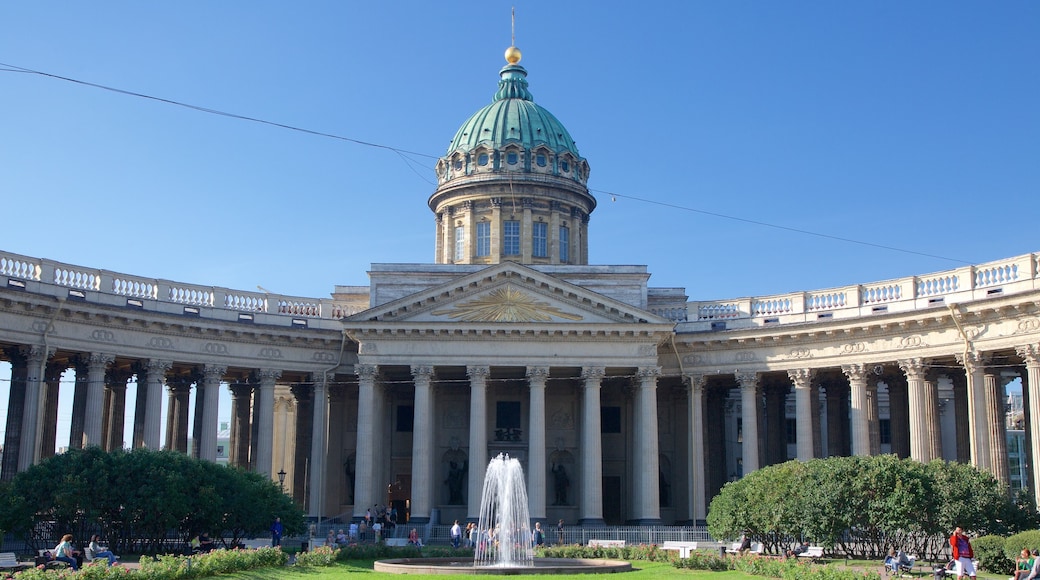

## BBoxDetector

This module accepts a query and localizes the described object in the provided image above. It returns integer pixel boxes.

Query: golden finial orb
[504,45,522,64]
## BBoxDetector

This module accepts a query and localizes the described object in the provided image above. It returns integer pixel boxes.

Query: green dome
[446,64,580,157]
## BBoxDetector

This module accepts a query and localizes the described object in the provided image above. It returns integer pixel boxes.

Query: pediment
[344,262,672,326]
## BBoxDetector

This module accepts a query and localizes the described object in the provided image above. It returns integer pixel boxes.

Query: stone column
[2,349,28,481]
[69,360,89,450]
[165,377,192,453]
[686,374,707,522]
[527,366,549,522]
[866,379,881,456]
[986,370,1010,485]
[353,365,378,519]
[40,361,64,459]
[82,354,113,449]
[632,367,661,524]
[19,345,51,470]
[228,383,252,467]
[1016,345,1040,508]
[957,352,991,470]
[898,359,930,462]
[410,365,435,523]
[923,370,943,461]
[142,359,171,450]
[735,371,760,473]
[549,201,562,265]
[103,370,131,453]
[254,369,280,477]
[308,375,328,519]
[789,369,815,461]
[198,365,225,462]
[466,365,490,520]
[579,367,605,525]
[948,372,971,463]
[521,198,534,261]
[291,382,314,506]
[843,364,870,456]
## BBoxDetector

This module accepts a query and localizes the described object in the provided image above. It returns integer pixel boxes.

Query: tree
[707,454,1030,558]
[0,448,305,553]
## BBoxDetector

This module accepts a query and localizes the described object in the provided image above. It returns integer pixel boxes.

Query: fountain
[374,453,631,575]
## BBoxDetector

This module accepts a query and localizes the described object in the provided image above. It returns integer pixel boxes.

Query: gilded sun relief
[432,286,584,322]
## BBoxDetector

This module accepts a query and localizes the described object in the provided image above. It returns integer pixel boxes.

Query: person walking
[450,520,462,549]
[556,519,565,545]
[949,527,976,580]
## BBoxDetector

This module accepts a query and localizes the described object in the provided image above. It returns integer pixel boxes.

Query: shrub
[1004,530,1040,566]
[972,535,1010,574]
[293,545,337,567]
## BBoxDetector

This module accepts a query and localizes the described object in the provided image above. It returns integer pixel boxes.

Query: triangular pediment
[344,262,672,326]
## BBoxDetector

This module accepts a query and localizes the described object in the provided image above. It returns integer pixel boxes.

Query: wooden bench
[0,552,31,572]
[660,541,697,558]
[588,539,625,548]
[797,546,825,560]
[37,550,70,570]
[385,538,411,547]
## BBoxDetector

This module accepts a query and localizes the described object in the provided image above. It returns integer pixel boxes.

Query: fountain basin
[374,557,632,575]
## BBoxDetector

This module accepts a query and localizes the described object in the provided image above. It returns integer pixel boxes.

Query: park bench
[660,541,698,558]
[588,539,625,548]
[385,538,411,547]
[36,550,69,570]
[797,546,825,561]
[0,552,31,572]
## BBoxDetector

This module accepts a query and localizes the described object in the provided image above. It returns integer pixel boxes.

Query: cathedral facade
[2,46,1040,526]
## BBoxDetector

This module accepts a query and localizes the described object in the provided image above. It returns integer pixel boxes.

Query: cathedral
[2,44,1039,527]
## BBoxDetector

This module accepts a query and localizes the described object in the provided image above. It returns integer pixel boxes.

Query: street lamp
[277,469,286,492]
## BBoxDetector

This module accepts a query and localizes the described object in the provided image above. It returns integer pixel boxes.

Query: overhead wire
[0,61,969,264]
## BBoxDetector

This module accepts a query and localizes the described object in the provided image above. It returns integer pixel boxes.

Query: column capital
[735,371,759,389]
[256,368,282,384]
[897,358,928,380]
[411,365,434,380]
[1016,344,1040,367]
[355,364,378,380]
[202,365,226,382]
[146,359,173,374]
[467,365,490,379]
[229,382,253,398]
[22,344,54,364]
[637,366,661,380]
[88,353,115,368]
[684,373,707,390]
[526,366,550,381]
[955,351,989,372]
[581,367,605,381]
[841,364,869,383]
[787,368,815,388]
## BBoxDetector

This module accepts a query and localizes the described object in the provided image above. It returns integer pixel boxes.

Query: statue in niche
[445,460,468,505]
[551,463,570,505]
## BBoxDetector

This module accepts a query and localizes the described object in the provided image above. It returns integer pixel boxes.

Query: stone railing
[0,250,353,330]
[679,252,1040,332]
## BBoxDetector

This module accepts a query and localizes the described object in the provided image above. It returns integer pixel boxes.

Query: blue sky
[1,2,1037,446]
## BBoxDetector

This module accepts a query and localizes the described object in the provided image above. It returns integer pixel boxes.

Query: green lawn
[221,559,750,580]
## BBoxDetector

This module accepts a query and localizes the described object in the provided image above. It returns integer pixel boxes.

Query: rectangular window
[559,225,570,262]
[601,406,621,433]
[397,405,414,432]
[454,226,465,261]
[503,221,520,255]
[532,222,547,257]
[476,222,491,257]
[495,401,522,441]
[879,418,892,445]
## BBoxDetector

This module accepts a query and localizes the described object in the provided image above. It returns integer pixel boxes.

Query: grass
[220,559,750,580]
